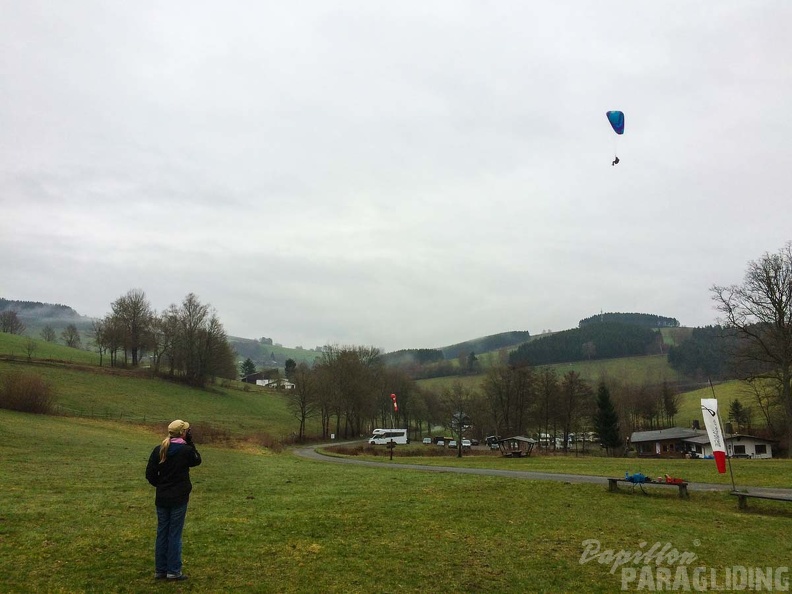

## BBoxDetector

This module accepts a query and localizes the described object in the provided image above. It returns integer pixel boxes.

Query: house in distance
[629,427,775,459]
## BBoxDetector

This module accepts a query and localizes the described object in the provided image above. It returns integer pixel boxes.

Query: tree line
[283,343,688,454]
[578,312,680,328]
[91,289,236,386]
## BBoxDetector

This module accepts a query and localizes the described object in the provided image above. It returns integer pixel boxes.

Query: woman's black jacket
[146,441,202,507]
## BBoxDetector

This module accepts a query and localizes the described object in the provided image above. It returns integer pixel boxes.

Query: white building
[629,427,775,459]
[255,378,295,390]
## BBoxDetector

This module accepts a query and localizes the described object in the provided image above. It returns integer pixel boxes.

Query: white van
[369,428,409,445]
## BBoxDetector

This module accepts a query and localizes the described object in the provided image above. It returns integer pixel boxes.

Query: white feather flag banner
[701,398,727,473]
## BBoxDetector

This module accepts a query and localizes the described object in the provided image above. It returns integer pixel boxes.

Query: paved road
[294,444,792,496]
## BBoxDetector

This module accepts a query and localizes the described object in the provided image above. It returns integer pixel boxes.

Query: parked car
[461,439,472,449]
[470,438,479,446]
[437,440,445,447]
[447,440,457,449]
[422,437,432,445]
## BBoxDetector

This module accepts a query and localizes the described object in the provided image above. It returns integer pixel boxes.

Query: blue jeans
[155,503,188,575]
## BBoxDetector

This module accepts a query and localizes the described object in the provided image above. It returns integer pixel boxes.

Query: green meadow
[2,337,792,592]
[2,411,792,593]
[0,332,100,366]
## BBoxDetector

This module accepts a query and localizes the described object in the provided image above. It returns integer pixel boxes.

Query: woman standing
[145,419,202,581]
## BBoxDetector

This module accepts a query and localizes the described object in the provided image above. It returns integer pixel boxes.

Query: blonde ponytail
[159,436,171,464]
[160,419,189,463]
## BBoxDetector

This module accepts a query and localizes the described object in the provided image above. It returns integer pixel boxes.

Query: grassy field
[0,332,100,365]
[3,337,791,592]
[2,410,792,593]
[675,381,750,427]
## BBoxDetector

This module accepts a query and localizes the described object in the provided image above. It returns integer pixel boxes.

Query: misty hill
[0,298,95,334]
[1,298,84,320]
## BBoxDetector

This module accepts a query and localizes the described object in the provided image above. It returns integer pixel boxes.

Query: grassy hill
[0,359,311,438]
[0,331,100,365]
[0,330,319,441]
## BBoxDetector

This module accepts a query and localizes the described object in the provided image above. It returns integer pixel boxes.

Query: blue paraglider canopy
[606,111,625,135]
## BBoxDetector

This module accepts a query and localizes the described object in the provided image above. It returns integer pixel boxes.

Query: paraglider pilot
[612,156,620,166]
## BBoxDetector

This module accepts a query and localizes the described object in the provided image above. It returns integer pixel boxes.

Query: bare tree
[441,381,476,458]
[289,363,320,441]
[0,310,26,335]
[314,345,382,439]
[101,315,126,367]
[712,242,792,447]
[61,324,81,348]
[90,319,106,366]
[25,338,37,361]
[536,367,561,450]
[40,325,56,342]
[482,363,536,437]
[558,371,593,452]
[110,289,152,366]
[162,293,236,386]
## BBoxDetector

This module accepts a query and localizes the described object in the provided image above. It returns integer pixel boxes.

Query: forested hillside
[380,348,444,368]
[578,312,679,328]
[667,325,736,380]
[0,298,94,333]
[439,330,531,359]
[508,322,661,366]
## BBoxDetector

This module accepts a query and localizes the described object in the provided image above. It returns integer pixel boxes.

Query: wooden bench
[731,490,792,510]
[608,478,689,499]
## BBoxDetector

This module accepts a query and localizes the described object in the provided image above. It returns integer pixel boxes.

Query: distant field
[676,381,754,427]
[660,326,694,347]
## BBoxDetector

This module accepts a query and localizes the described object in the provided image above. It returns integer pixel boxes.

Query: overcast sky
[2,2,791,352]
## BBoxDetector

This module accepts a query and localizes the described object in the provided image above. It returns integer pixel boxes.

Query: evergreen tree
[594,383,622,456]
[728,399,751,432]
[240,357,256,378]
[285,358,297,380]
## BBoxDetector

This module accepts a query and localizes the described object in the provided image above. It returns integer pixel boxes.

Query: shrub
[0,371,57,414]
[247,430,284,453]
[188,421,232,445]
